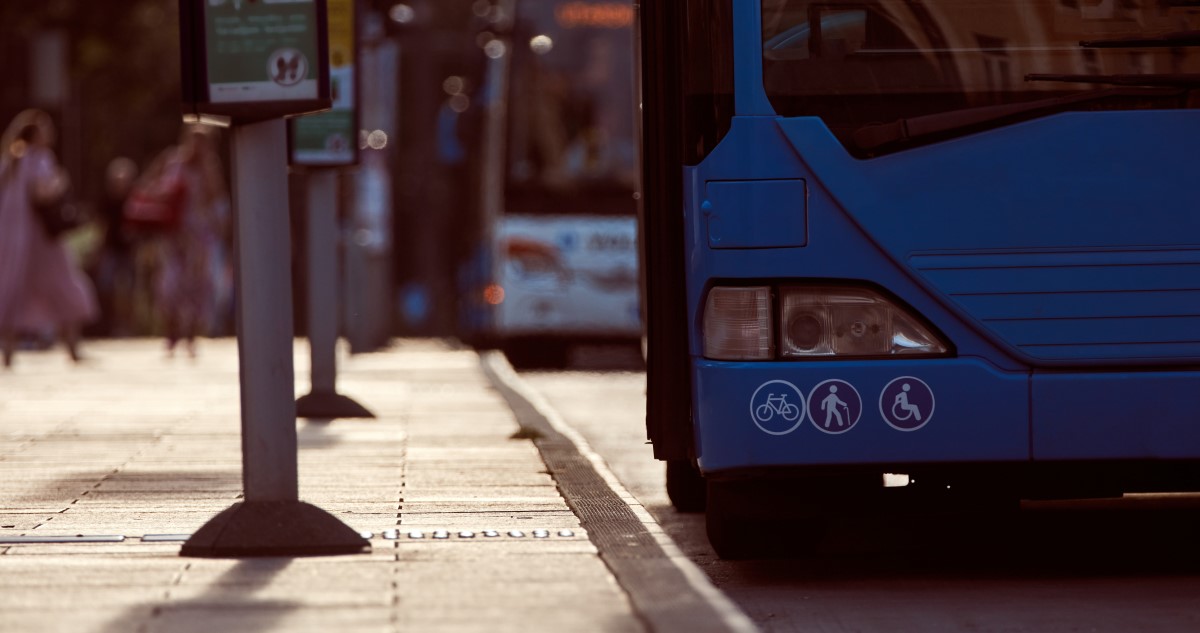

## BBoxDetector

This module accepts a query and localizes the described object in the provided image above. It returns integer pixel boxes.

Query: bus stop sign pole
[177,0,368,557]
[291,0,372,420]
[181,119,368,558]
[295,169,374,419]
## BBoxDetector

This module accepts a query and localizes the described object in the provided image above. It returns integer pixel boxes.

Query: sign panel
[290,0,358,166]
[180,0,330,124]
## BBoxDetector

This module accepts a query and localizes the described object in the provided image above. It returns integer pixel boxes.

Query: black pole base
[180,500,370,558]
[295,391,375,419]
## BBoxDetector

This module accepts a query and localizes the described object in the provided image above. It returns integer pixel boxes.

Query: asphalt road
[518,349,1200,633]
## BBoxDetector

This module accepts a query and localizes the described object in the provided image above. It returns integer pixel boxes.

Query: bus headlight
[702,286,773,360]
[779,286,947,358]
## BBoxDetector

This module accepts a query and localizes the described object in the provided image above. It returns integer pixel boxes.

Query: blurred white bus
[460,0,641,367]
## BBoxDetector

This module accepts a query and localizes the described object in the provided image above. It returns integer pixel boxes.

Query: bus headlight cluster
[702,286,773,360]
[702,284,949,360]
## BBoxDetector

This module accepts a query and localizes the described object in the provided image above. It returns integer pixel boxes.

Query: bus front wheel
[705,479,827,560]
[503,340,570,370]
[665,460,706,512]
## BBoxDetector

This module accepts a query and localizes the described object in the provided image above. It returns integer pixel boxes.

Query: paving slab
[0,338,647,633]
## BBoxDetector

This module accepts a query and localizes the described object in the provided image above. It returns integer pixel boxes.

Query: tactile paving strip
[0,529,579,545]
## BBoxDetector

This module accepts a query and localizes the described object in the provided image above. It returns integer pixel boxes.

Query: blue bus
[638,0,1200,557]
[460,0,642,368]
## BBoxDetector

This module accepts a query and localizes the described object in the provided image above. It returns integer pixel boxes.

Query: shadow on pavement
[737,493,1200,580]
[99,558,299,633]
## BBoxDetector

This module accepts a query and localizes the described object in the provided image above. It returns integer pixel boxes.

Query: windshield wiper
[852,87,1182,151]
[1080,30,1200,48]
[1026,73,1200,87]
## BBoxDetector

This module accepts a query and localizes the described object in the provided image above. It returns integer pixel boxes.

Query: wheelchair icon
[880,377,934,431]
[891,383,923,422]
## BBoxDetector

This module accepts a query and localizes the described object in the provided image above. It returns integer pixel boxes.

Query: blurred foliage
[0,0,186,200]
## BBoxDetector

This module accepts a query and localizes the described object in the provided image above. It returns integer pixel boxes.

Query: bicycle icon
[749,380,807,436]
[754,393,802,423]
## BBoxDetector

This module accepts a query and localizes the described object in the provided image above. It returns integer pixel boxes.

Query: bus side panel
[1032,372,1200,460]
[495,215,641,338]
[693,358,1029,473]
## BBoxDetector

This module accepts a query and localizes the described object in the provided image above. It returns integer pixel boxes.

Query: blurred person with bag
[130,124,230,357]
[0,109,98,367]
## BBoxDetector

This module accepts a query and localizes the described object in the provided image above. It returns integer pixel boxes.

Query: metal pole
[182,118,369,557]
[296,169,374,419]
[232,118,298,502]
[307,170,338,395]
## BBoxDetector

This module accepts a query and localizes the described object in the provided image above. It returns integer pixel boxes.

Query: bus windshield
[761,0,1200,154]
[504,1,637,215]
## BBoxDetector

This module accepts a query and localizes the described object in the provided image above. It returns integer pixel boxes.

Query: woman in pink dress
[0,109,98,367]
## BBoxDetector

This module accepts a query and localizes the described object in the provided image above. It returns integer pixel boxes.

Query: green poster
[205,0,320,103]
[291,0,356,165]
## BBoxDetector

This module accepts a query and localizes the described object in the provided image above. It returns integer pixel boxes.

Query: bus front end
[640,0,1200,556]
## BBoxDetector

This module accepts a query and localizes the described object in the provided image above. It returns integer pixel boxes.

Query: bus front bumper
[692,358,1200,475]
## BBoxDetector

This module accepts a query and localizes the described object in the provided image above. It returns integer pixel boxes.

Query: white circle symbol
[749,380,807,436]
[879,376,936,432]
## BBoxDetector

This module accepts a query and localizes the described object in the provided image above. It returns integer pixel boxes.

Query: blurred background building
[1,0,638,359]
[0,0,488,347]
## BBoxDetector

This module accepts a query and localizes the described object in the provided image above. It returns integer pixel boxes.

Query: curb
[481,352,759,633]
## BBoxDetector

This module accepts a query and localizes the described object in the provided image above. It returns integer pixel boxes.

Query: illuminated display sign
[555,2,634,28]
[179,0,331,124]
[290,0,358,166]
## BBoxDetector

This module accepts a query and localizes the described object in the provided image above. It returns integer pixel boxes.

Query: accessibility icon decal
[879,376,935,431]
[750,380,807,436]
[807,379,862,434]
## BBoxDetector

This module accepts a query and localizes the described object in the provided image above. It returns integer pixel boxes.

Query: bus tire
[503,341,569,370]
[666,459,706,512]
[705,479,827,560]
[705,480,768,559]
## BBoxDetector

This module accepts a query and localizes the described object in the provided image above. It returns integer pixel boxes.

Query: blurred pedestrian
[88,156,139,337]
[141,124,230,357]
[0,109,99,367]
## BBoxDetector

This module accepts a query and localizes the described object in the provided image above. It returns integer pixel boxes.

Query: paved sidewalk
[0,339,642,632]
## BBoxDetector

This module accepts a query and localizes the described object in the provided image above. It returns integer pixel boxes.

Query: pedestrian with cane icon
[808,380,862,435]
[821,386,849,429]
